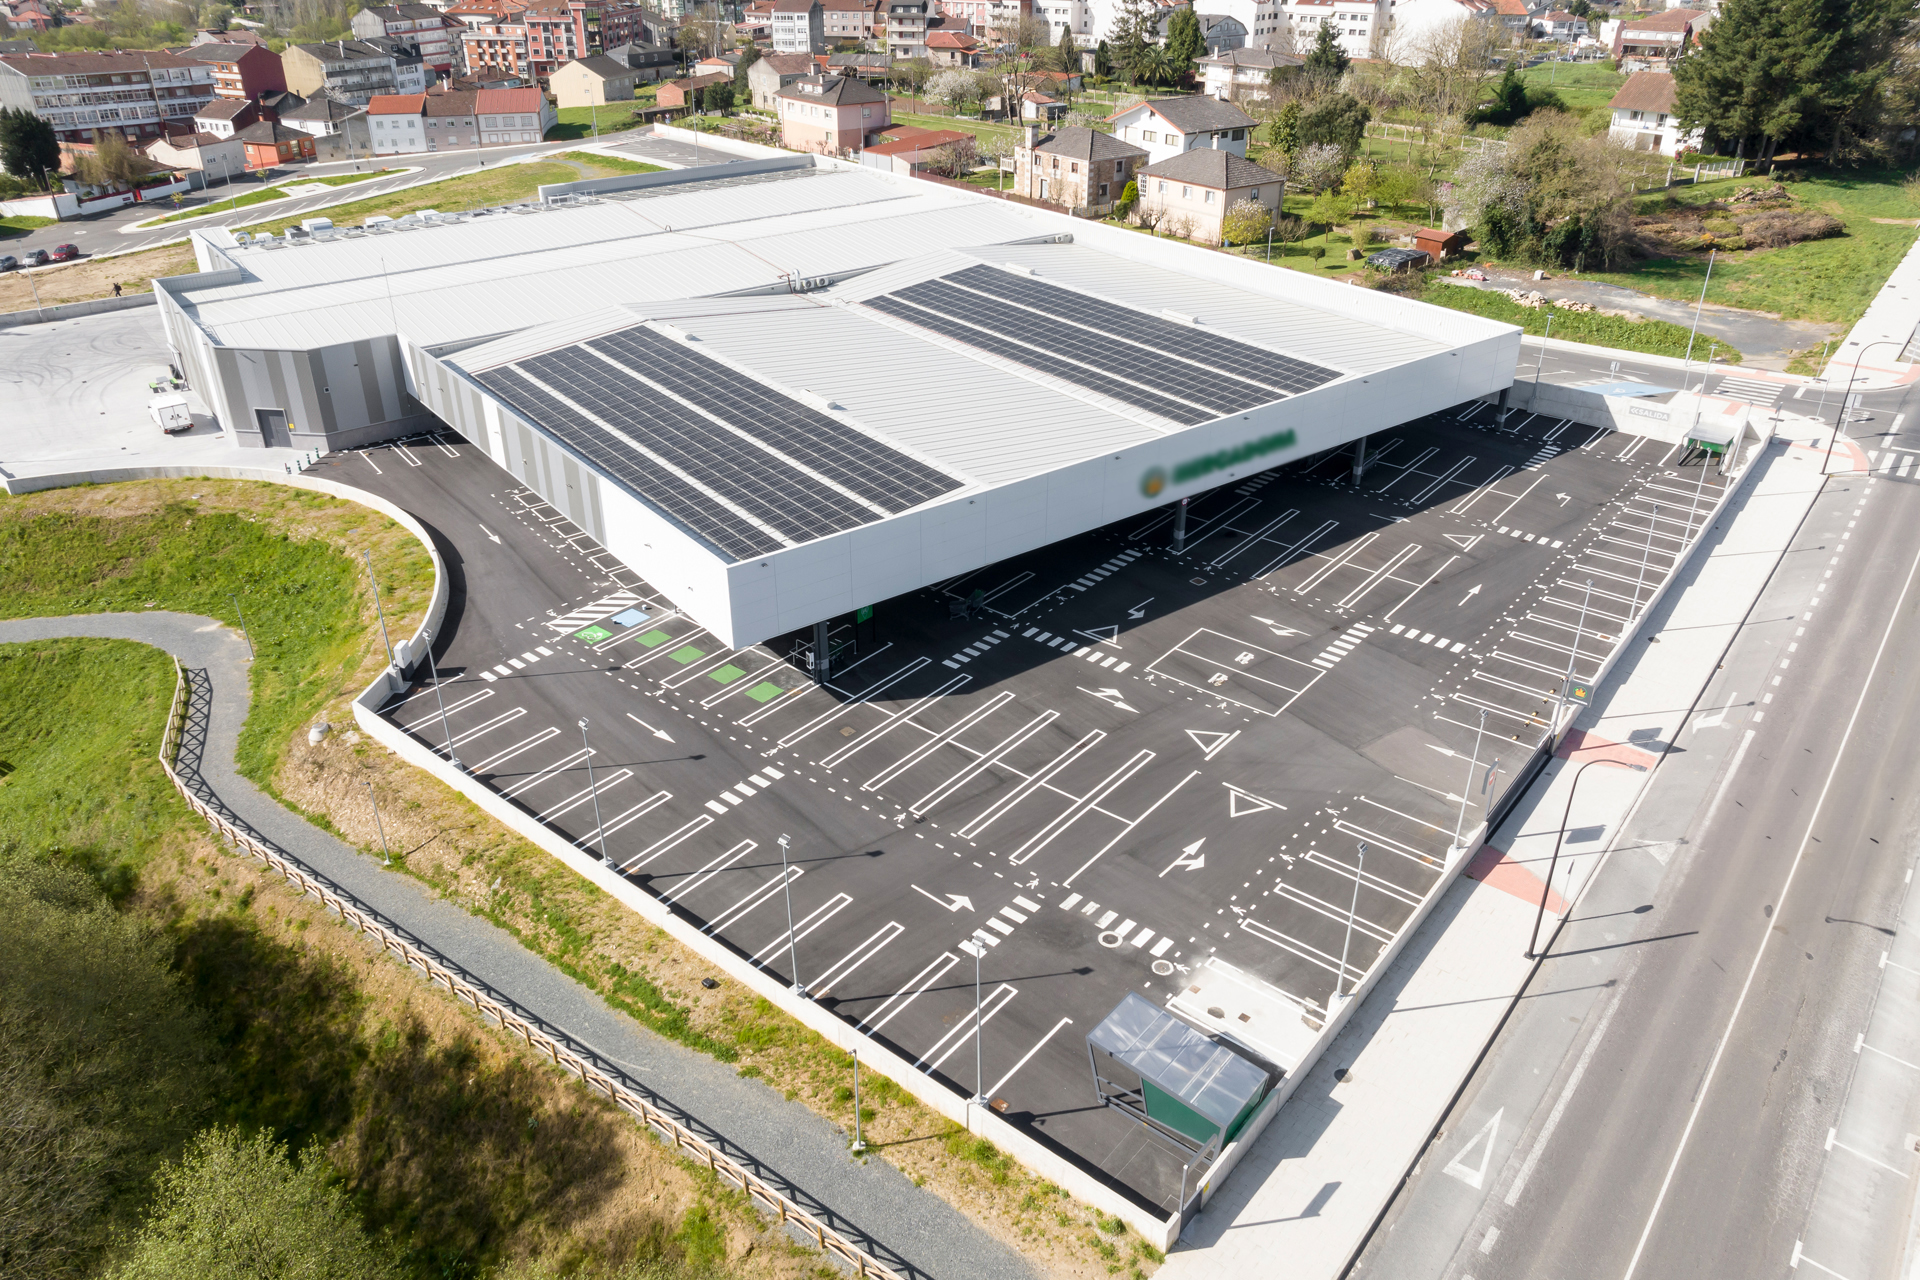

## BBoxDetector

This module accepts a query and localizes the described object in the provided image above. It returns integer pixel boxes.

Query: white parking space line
[535,768,633,822]
[954,729,1106,838]
[749,893,853,966]
[443,706,526,749]
[595,790,671,841]
[987,1017,1074,1099]
[702,867,802,935]
[500,746,592,798]
[859,952,959,1032]
[910,710,1062,816]
[1005,749,1157,865]
[1064,768,1202,887]
[808,922,905,998]
[777,657,931,749]
[469,726,561,774]
[915,984,1018,1073]
[658,840,757,905]
[864,691,1016,792]
[618,814,712,872]
[819,673,971,769]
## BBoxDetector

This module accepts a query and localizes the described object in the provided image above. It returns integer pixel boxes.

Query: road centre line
[1620,508,1920,1280]
[820,674,971,769]
[860,952,959,1032]
[915,984,1018,1073]
[808,922,905,996]
[703,867,801,935]
[863,692,1017,791]
[986,1017,1075,1100]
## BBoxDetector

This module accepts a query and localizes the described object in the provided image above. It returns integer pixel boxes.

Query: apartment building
[0,49,215,144]
[283,39,418,105]
[176,40,286,101]
[367,84,552,152]
[823,0,885,43]
[352,3,461,71]
[772,0,826,53]
[886,0,930,59]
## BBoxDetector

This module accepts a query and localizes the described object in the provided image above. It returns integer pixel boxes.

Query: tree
[702,80,734,114]
[72,129,149,189]
[1307,188,1354,238]
[733,42,759,92]
[1268,98,1300,157]
[1302,19,1351,90]
[1298,91,1370,157]
[1294,140,1346,191]
[1222,196,1274,245]
[1445,110,1633,268]
[1134,43,1177,88]
[921,136,979,177]
[1340,157,1376,206]
[0,107,61,191]
[1108,0,1159,84]
[1165,6,1204,78]
[1054,23,1079,74]
[1093,38,1112,78]
[927,67,983,112]
[104,1128,399,1280]
[1478,63,1529,124]
[889,57,933,97]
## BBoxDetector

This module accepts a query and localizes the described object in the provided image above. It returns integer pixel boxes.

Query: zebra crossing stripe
[545,591,644,632]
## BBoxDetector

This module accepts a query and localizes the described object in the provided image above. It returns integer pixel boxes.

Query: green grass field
[1568,169,1920,323]
[551,149,665,175]
[240,161,583,235]
[153,185,288,224]
[887,107,1023,148]
[1421,278,1744,362]
[548,96,657,140]
[0,212,56,236]
[1519,60,1626,120]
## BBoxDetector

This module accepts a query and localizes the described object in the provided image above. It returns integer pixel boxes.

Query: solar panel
[586,325,961,512]
[945,264,1342,395]
[520,348,880,546]
[864,295,1212,425]
[475,367,782,562]
[896,280,1272,416]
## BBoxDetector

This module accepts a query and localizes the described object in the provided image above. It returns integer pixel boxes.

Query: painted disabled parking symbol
[574,624,613,643]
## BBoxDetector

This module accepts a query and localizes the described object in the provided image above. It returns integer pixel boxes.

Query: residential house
[746,51,813,108]
[655,70,730,108]
[857,124,970,172]
[1605,69,1700,155]
[1489,0,1534,34]
[771,0,825,53]
[823,0,885,43]
[693,53,740,74]
[1199,47,1301,100]
[886,0,931,59]
[233,118,317,165]
[1383,0,1497,61]
[551,52,643,105]
[1198,12,1248,51]
[936,0,1032,41]
[192,96,260,137]
[827,50,891,77]
[1106,93,1253,165]
[259,87,306,115]
[190,26,271,46]
[1533,8,1584,38]
[1136,147,1282,243]
[1277,0,1388,58]
[5,0,56,33]
[1019,88,1064,120]
[366,84,551,152]
[278,91,363,137]
[283,39,404,105]
[0,50,216,144]
[143,129,247,184]
[1611,8,1704,70]
[1013,123,1146,211]
[925,28,980,65]
[460,16,534,80]
[176,41,287,101]
[604,40,678,79]
[353,3,460,71]
[0,35,36,51]
[775,72,888,154]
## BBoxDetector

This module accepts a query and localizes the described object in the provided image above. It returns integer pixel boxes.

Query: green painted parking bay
[574,624,613,643]
[670,645,706,664]
[636,629,673,647]
[745,682,785,702]
[709,663,748,684]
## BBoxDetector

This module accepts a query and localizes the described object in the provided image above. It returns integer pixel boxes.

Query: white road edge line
[1505,990,1622,1207]
[1619,515,1920,1280]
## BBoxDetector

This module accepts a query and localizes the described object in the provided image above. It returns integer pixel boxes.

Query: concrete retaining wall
[0,291,158,329]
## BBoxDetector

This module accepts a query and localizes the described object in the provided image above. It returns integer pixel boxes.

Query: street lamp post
[1558,578,1593,728]
[850,1046,868,1154]
[421,629,461,772]
[1452,708,1487,855]
[777,834,803,995]
[228,593,255,659]
[1824,339,1902,476]
[578,718,605,861]
[1526,757,1649,958]
[1335,841,1368,1000]
[363,549,394,666]
[1634,502,1659,618]
[971,937,986,1107]
[366,778,391,865]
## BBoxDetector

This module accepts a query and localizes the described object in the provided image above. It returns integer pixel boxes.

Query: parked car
[49,243,80,261]
[22,248,48,266]
[0,255,16,272]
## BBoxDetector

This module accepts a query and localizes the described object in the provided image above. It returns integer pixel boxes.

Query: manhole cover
[1152,959,1174,976]
[1190,577,1208,586]
[1098,930,1125,948]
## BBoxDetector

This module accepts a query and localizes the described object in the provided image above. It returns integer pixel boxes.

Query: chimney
[1022,122,1037,149]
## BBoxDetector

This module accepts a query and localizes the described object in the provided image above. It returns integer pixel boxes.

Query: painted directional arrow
[1556,492,1571,505]
[1252,615,1305,637]
[1127,597,1155,620]
[1078,686,1139,713]
[479,523,502,543]
[911,884,975,912]
[624,712,674,742]
[1158,838,1207,877]
[1457,583,1482,607]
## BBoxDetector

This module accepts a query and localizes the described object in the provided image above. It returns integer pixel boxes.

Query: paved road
[0,133,645,262]
[0,610,1037,1280]
[1351,374,1920,1279]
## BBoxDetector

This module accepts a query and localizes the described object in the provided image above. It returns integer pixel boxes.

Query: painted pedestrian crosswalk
[1716,374,1783,407]
[1312,622,1374,669]
[545,590,645,633]
[1867,449,1920,477]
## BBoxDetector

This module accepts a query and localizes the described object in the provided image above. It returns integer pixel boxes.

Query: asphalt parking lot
[322,404,1725,1214]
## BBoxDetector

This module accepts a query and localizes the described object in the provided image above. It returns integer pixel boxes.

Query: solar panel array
[588,325,958,512]
[476,366,781,562]
[866,265,1342,422]
[473,327,964,563]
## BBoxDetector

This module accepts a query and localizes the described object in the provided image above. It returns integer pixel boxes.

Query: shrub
[1309,245,1326,261]
[1737,208,1844,248]
[1221,197,1273,245]
[1271,214,1306,243]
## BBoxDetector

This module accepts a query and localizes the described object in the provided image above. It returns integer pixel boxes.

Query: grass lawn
[1520,60,1626,120]
[304,167,403,187]
[887,106,1023,148]
[0,212,56,236]
[551,149,665,176]
[548,99,656,140]
[1565,168,1920,323]
[1421,277,1744,362]
[152,185,288,224]
[241,161,583,235]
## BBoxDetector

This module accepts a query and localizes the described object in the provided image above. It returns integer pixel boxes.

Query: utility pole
[850,1047,867,1154]
[1558,578,1593,728]
[1452,708,1486,855]
[228,593,255,659]
[1634,502,1658,617]
[421,629,461,772]
[578,718,606,860]
[971,937,985,1107]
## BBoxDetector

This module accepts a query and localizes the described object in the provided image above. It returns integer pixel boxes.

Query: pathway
[0,610,1037,1280]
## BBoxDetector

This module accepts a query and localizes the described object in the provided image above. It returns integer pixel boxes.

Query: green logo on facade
[1144,430,1299,497]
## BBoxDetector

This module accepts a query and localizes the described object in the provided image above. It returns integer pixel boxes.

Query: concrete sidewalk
[1827,232,1920,390]
[1160,424,1831,1278]
[0,612,1036,1280]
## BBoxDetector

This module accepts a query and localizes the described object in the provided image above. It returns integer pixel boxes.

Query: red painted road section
[1555,729,1662,771]
[1464,842,1567,915]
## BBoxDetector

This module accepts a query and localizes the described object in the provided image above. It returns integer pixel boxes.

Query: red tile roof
[369,92,428,113]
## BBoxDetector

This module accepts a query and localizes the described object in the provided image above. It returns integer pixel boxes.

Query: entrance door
[255,408,292,449]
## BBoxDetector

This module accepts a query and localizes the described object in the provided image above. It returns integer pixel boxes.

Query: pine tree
[1271,98,1301,156]
[0,108,60,191]
[1109,0,1158,85]
[1302,19,1350,91]
[1166,7,1205,75]
[1055,24,1079,74]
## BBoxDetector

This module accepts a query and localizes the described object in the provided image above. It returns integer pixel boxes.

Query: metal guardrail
[155,658,906,1280]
